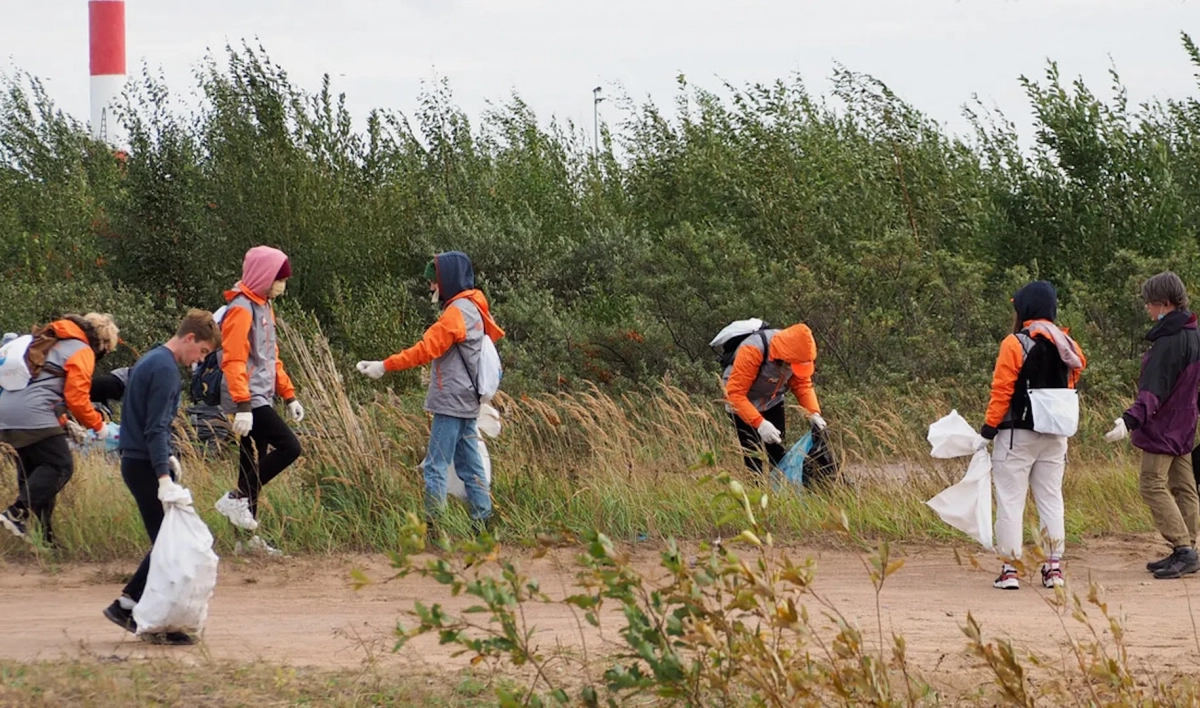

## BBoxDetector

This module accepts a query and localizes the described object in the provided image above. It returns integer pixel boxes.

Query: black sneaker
[102,600,137,634]
[1,508,28,539]
[1147,550,1178,573]
[140,631,196,646]
[1153,547,1200,580]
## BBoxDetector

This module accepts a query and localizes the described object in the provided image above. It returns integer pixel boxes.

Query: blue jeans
[423,414,492,521]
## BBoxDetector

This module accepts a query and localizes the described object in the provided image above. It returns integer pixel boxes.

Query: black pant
[10,435,74,544]
[237,405,302,518]
[733,404,786,475]
[121,456,170,602]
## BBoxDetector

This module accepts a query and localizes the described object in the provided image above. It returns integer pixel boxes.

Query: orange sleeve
[984,335,1024,428]
[384,307,467,373]
[725,345,766,429]
[275,357,296,401]
[787,360,820,415]
[1069,340,1087,388]
[220,305,252,405]
[63,348,103,432]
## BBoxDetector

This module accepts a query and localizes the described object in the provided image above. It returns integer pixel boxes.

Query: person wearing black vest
[980,281,1086,591]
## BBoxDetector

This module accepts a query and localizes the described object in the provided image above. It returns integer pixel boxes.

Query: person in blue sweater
[102,310,221,645]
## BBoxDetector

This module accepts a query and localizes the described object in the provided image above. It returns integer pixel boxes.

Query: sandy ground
[1,536,1199,688]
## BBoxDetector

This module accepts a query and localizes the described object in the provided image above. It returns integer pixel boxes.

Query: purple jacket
[1123,311,1200,456]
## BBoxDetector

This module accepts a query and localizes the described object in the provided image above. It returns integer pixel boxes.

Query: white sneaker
[215,492,258,531]
[236,535,283,557]
[993,564,1020,590]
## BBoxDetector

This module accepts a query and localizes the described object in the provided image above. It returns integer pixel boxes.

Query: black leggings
[121,456,167,602]
[11,435,74,545]
[732,404,786,475]
[237,405,302,518]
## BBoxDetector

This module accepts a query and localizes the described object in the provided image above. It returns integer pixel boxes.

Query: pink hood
[237,246,290,299]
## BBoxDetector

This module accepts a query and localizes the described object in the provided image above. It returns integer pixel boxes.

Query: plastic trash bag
[445,437,493,501]
[477,402,502,438]
[133,486,219,636]
[775,430,814,490]
[925,410,993,549]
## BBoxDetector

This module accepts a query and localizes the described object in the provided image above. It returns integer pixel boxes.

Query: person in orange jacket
[213,246,303,555]
[0,313,120,545]
[980,280,1085,591]
[723,323,825,475]
[356,251,504,537]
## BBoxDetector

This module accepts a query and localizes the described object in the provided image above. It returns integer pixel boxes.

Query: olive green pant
[1139,452,1200,548]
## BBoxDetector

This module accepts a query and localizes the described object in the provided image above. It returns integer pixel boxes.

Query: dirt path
[2,536,1199,685]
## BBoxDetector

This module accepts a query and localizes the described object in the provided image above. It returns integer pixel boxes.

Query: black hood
[1146,310,1197,342]
[1013,281,1058,324]
[434,251,475,305]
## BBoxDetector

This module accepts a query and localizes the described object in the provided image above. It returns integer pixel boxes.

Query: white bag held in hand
[925,411,994,550]
[477,402,502,438]
[133,487,220,637]
[445,438,493,501]
[1028,388,1079,437]
[927,410,983,459]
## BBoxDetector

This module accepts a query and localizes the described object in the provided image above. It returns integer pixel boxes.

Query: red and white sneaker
[1041,561,1064,589]
[993,564,1020,590]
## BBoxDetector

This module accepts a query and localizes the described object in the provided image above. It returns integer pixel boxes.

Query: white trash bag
[133,487,220,637]
[925,410,994,550]
[446,438,493,501]
[477,402,502,438]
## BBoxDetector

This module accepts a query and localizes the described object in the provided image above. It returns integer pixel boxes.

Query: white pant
[992,428,1067,560]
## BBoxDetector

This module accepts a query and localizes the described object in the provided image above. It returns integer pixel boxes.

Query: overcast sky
[3,1,1199,147]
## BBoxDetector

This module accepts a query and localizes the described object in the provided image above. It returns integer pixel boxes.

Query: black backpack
[716,323,770,371]
[189,350,224,406]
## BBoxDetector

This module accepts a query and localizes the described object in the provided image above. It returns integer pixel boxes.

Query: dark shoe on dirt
[140,631,196,646]
[1153,547,1200,580]
[1147,550,1178,573]
[102,600,137,634]
[470,516,496,539]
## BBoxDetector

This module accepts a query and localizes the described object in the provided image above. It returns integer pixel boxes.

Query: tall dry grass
[0,319,1153,562]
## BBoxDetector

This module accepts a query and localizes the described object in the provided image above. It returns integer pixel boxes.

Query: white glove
[356,361,386,380]
[1104,418,1129,443]
[167,455,183,482]
[65,420,87,445]
[233,411,254,437]
[157,475,191,505]
[287,400,305,423]
[756,419,783,445]
[810,413,828,431]
[976,437,990,452]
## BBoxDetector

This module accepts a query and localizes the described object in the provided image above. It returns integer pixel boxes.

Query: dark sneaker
[1147,550,1178,573]
[140,631,196,646]
[1153,547,1200,580]
[1040,561,1064,589]
[1,508,28,539]
[103,600,137,634]
[471,516,495,539]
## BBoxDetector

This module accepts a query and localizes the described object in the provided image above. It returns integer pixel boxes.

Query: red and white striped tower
[88,0,126,142]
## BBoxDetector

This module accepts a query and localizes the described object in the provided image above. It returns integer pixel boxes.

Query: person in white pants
[979,281,1086,590]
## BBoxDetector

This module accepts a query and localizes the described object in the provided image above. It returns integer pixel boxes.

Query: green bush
[6,36,1200,403]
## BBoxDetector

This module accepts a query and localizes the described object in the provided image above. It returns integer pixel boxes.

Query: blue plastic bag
[775,430,813,491]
